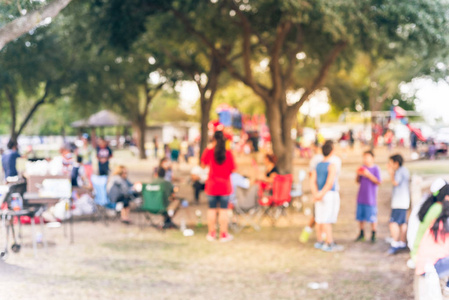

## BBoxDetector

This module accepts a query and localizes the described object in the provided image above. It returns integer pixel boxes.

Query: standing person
[387,154,410,254]
[300,140,341,243]
[310,142,343,252]
[169,136,181,163]
[355,150,381,243]
[348,129,355,149]
[78,133,94,180]
[61,144,74,174]
[185,143,195,163]
[410,131,418,152]
[384,129,394,151]
[97,138,113,176]
[201,131,236,242]
[2,140,21,181]
[153,136,159,159]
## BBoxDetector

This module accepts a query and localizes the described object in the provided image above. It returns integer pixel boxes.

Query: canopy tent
[71,110,131,128]
[71,110,131,147]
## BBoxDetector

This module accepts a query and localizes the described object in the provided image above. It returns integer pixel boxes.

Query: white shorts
[315,191,340,224]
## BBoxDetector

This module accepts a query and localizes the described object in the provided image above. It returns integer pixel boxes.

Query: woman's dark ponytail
[418,195,438,222]
[431,200,449,242]
[419,184,449,222]
[214,131,226,165]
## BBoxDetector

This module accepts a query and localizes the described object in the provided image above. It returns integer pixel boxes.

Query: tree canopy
[1,0,449,171]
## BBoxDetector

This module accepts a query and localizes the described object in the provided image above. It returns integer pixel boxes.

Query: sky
[401,78,449,125]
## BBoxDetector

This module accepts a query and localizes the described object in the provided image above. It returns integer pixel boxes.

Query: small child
[310,142,343,252]
[355,150,381,243]
[387,154,410,255]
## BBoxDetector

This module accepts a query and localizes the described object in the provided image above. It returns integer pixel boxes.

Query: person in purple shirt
[355,150,381,243]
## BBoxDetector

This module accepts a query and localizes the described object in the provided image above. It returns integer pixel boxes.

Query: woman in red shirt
[201,131,236,242]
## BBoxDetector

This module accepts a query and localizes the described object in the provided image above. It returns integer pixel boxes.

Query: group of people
[300,141,411,254]
[152,136,196,164]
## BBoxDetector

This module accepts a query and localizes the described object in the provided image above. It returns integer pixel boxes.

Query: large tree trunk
[265,99,296,174]
[135,118,147,160]
[199,95,212,159]
[4,86,17,143]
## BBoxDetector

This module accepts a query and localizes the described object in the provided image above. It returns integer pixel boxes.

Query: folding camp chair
[140,183,179,230]
[231,185,260,232]
[257,174,293,226]
[91,175,119,225]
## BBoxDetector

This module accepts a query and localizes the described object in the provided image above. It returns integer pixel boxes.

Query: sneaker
[355,234,365,242]
[314,242,324,249]
[322,243,344,252]
[206,232,216,242]
[387,247,400,255]
[219,232,234,243]
[371,235,376,243]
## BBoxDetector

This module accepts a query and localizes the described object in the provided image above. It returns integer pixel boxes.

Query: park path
[0,148,418,299]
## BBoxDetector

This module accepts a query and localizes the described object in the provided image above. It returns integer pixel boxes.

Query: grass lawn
[0,147,421,299]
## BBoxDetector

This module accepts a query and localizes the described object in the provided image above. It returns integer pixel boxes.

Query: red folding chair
[257,174,293,226]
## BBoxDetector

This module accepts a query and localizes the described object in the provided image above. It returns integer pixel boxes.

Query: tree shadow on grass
[0,260,26,277]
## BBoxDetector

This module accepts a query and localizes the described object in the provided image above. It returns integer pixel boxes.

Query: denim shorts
[207,195,229,209]
[390,209,407,225]
[356,204,377,223]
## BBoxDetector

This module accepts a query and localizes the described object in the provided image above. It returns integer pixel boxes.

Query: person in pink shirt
[416,200,449,289]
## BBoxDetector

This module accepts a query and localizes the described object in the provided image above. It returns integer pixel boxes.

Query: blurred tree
[148,90,194,123]
[0,0,72,50]
[93,0,236,158]
[70,47,172,159]
[55,1,182,159]
[93,0,449,172]
[211,81,264,117]
[201,0,449,172]
[0,16,72,143]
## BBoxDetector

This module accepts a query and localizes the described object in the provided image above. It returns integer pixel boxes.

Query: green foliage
[24,97,82,136]
[0,1,43,26]
[0,6,75,139]
[210,81,264,118]
[148,90,193,123]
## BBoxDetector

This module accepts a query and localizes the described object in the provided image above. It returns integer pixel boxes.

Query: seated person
[190,165,208,204]
[107,166,135,224]
[230,172,251,205]
[71,155,90,189]
[154,157,174,182]
[263,154,279,183]
[151,167,178,228]
[258,154,279,194]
